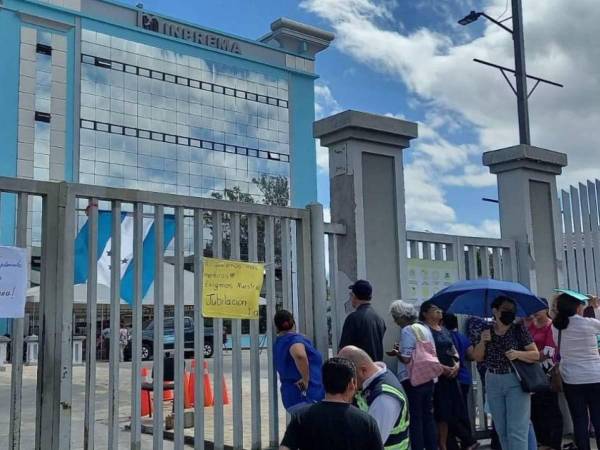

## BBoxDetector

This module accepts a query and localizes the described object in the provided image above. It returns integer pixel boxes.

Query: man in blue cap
[339,280,386,361]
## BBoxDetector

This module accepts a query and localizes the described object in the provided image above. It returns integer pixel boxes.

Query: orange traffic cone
[184,372,194,409]
[203,361,214,407]
[164,380,174,401]
[140,368,152,417]
[222,376,230,406]
[186,369,195,407]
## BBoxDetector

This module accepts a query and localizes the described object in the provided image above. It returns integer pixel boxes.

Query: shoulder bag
[549,330,563,393]
[408,323,444,387]
[506,323,549,393]
[510,359,550,393]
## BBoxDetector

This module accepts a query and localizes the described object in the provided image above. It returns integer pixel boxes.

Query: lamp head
[458,11,482,26]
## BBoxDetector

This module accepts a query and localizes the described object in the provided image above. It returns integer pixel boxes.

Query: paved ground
[0,350,286,449]
[1,354,597,450]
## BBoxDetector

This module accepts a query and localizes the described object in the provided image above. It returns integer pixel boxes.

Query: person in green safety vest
[339,345,410,450]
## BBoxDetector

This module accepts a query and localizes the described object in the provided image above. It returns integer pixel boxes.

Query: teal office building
[0,0,333,333]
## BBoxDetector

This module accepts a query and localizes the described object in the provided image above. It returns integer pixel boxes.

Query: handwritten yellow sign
[202,257,264,319]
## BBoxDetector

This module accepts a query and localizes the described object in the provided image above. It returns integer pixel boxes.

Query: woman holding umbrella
[472,295,539,450]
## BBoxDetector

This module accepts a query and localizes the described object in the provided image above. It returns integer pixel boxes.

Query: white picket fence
[561,180,600,294]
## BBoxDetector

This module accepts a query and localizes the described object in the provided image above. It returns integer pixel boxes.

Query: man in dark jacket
[339,280,386,361]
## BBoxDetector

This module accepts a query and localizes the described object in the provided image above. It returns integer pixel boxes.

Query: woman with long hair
[472,295,539,450]
[552,292,600,450]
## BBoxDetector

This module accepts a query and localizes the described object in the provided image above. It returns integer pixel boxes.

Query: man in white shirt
[339,346,409,449]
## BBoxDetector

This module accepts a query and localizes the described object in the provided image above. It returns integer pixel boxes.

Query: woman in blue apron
[274,309,325,413]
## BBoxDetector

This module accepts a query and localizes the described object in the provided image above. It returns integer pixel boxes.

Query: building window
[36,43,52,55]
[80,53,289,109]
[79,29,291,208]
[34,111,51,123]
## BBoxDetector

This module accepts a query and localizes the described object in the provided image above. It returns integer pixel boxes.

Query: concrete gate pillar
[314,110,418,362]
[483,145,567,299]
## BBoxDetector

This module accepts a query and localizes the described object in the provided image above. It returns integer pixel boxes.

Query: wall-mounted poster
[0,246,28,318]
[406,259,459,304]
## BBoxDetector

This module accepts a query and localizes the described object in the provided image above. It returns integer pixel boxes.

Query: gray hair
[389,300,418,323]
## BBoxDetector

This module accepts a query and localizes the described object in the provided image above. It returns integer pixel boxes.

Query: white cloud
[444,165,496,188]
[315,84,342,119]
[314,84,341,174]
[444,219,501,238]
[316,141,329,173]
[302,0,600,236]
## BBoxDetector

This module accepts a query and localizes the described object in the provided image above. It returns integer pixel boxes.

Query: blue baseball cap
[349,280,372,300]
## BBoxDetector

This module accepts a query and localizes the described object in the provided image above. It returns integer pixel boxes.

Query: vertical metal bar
[35,182,75,450]
[295,215,313,343]
[492,248,502,280]
[562,190,577,289]
[174,206,185,450]
[409,241,419,260]
[212,211,225,450]
[265,216,279,447]
[446,243,454,262]
[481,247,491,278]
[308,204,328,358]
[434,243,443,261]
[281,218,292,312]
[579,183,597,294]
[328,233,340,354]
[9,193,27,450]
[108,201,121,450]
[153,206,165,450]
[193,209,205,450]
[422,242,431,260]
[588,181,600,291]
[467,246,478,280]
[456,238,467,280]
[84,198,98,450]
[571,186,587,292]
[131,202,143,450]
[248,215,261,450]
[230,213,243,450]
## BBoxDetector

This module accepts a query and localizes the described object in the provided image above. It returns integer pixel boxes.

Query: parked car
[124,316,225,361]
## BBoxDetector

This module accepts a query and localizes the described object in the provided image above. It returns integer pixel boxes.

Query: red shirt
[528,321,557,362]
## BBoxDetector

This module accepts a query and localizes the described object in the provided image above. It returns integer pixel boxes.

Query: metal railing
[0,176,327,450]
[407,231,518,282]
[561,180,600,293]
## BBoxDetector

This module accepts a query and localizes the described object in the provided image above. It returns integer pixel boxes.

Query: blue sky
[129,0,600,237]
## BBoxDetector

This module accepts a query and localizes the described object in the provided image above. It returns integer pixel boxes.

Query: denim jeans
[563,382,600,450]
[403,380,437,450]
[486,372,531,450]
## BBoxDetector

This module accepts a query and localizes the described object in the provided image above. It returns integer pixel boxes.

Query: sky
[129,0,600,238]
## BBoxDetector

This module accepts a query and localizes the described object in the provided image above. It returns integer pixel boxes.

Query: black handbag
[510,360,550,393]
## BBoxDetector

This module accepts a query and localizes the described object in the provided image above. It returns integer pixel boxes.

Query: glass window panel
[34,153,49,169]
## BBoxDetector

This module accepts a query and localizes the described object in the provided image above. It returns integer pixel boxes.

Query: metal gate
[0,176,327,450]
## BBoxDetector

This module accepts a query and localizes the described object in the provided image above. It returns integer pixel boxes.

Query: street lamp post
[459,0,562,146]
[511,0,530,145]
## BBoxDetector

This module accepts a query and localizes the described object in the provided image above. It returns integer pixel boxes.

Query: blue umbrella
[429,279,548,317]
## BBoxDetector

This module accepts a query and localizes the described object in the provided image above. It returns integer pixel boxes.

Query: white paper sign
[0,246,28,318]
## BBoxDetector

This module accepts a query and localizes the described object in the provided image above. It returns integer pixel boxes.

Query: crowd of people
[274,279,600,450]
